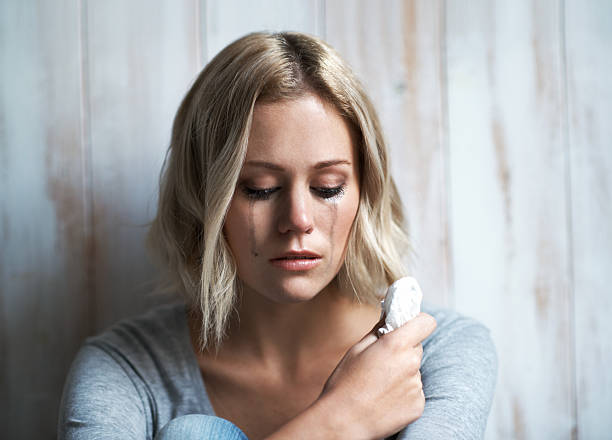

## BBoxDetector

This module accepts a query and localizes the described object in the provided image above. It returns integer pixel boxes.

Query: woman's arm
[397,312,498,439]
[58,344,148,439]
[264,313,437,440]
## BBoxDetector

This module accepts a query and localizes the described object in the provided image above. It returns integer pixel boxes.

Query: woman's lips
[269,256,322,271]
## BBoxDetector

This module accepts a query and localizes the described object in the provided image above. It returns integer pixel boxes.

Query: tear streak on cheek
[329,202,338,266]
[248,200,259,257]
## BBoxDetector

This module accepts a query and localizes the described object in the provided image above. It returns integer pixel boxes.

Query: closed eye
[242,186,280,201]
[313,185,345,199]
[241,184,346,201]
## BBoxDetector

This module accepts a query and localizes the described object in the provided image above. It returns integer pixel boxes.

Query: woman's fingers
[350,332,378,354]
[380,312,436,347]
[352,312,435,357]
[350,315,387,354]
[371,315,387,333]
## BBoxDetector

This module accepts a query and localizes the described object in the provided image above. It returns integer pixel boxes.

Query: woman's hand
[263,312,436,440]
[317,312,437,439]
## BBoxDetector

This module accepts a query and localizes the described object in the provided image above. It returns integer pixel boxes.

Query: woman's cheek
[335,191,359,244]
[247,200,273,258]
[248,199,259,257]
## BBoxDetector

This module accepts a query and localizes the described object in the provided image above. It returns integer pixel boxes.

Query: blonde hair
[148,31,409,349]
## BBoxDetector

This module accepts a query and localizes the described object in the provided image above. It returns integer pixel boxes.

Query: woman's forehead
[245,94,356,167]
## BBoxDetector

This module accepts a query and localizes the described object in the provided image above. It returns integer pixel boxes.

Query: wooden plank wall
[446,1,574,437]
[84,0,200,330]
[1,2,89,438]
[1,1,610,438]
[566,0,612,437]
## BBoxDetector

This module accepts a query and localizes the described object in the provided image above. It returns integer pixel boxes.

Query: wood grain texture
[446,0,574,438]
[325,0,450,307]
[203,0,325,60]
[2,1,611,438]
[85,0,200,330]
[565,1,612,437]
[0,1,89,438]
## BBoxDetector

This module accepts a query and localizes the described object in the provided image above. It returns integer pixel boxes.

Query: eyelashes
[242,186,279,200]
[314,185,346,200]
[242,184,346,201]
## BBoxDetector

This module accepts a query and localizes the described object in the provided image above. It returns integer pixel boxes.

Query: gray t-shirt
[58,302,497,439]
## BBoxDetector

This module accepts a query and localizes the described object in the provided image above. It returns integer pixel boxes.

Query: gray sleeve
[396,315,498,439]
[58,344,149,440]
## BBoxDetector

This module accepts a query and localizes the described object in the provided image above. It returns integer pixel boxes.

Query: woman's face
[223,93,360,304]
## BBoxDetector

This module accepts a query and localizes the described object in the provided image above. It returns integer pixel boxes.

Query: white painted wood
[325,0,450,307]
[565,1,612,438]
[446,1,574,438]
[204,0,325,60]
[0,0,89,438]
[85,0,200,329]
[2,0,611,438]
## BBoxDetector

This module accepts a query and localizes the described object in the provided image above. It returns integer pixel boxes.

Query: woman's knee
[156,414,248,440]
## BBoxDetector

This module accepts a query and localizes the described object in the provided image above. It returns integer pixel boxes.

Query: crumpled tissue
[378,276,423,335]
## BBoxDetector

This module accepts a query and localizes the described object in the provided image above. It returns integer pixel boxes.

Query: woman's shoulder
[394,303,497,439]
[59,302,209,437]
[421,302,494,343]
[86,302,189,354]
[60,303,211,437]
[80,302,198,385]
[420,302,497,370]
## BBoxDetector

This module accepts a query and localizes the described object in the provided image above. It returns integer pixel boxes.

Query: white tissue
[378,277,423,335]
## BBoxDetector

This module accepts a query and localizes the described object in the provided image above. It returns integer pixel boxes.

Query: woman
[59,32,496,439]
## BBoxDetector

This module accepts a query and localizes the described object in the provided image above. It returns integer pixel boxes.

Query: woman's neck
[189,283,381,379]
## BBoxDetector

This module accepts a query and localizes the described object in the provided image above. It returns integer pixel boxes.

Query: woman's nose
[277,188,314,235]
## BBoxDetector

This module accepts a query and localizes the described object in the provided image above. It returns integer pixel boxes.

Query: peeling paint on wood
[513,397,526,440]
[447,1,574,438]
[492,118,512,227]
[2,1,610,439]
[44,129,86,254]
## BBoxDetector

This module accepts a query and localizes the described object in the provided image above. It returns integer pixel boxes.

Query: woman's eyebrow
[314,159,351,169]
[244,160,284,171]
[244,159,351,171]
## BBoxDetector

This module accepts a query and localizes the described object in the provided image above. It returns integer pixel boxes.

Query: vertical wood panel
[2,1,611,438]
[85,0,199,330]
[565,1,612,437]
[0,1,88,438]
[446,1,573,438]
[325,0,450,307]
[204,0,324,60]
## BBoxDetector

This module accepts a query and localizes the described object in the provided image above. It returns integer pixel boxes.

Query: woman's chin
[267,288,320,304]
[262,281,332,305]
[237,273,340,305]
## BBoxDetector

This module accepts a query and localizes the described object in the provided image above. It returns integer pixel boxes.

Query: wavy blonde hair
[148,31,409,349]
